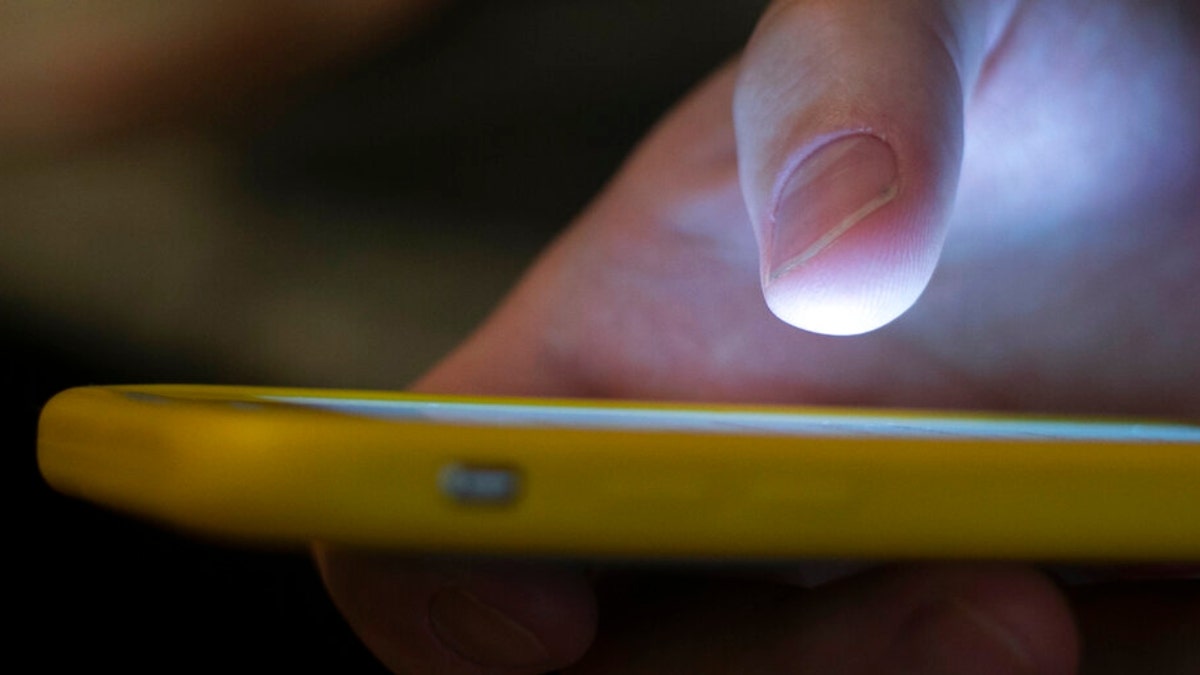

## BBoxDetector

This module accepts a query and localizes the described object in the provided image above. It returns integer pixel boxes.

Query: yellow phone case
[38,385,1200,560]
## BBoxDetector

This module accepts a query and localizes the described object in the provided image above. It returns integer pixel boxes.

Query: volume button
[439,463,522,506]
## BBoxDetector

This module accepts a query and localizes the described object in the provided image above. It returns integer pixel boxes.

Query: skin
[8,0,1195,672]
[320,0,1199,672]
[0,0,441,145]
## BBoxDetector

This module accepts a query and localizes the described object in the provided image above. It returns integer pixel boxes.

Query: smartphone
[37,384,1200,560]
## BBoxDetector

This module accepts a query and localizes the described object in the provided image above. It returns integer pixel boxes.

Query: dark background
[11,1,764,670]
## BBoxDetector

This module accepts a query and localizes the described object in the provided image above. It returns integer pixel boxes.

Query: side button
[439,463,522,506]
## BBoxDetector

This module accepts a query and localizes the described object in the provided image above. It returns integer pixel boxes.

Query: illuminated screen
[264,396,1200,443]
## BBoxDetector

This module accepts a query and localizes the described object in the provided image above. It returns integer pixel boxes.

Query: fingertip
[753,132,950,336]
[801,565,1079,675]
[762,273,922,336]
[761,200,942,336]
[316,547,596,674]
[906,566,1081,675]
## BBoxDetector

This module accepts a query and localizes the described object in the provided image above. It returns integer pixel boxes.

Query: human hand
[316,1,1198,672]
[0,0,442,145]
[736,0,1200,339]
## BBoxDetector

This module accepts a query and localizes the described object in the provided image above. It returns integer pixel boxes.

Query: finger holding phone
[28,0,1198,673]
[319,1,1200,673]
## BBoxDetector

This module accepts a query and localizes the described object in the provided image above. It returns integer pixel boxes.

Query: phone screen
[264,395,1200,443]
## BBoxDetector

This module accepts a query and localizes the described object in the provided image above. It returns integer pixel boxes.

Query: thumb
[734,0,1009,335]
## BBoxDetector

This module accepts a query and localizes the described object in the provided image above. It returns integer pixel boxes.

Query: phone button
[439,463,522,506]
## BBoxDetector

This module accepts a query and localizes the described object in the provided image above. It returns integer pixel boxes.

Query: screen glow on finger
[762,254,931,336]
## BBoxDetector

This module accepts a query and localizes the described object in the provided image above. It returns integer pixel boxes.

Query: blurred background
[8,0,765,670]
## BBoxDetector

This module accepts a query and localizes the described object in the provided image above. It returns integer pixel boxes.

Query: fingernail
[430,584,551,668]
[768,134,898,282]
[908,597,1044,675]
